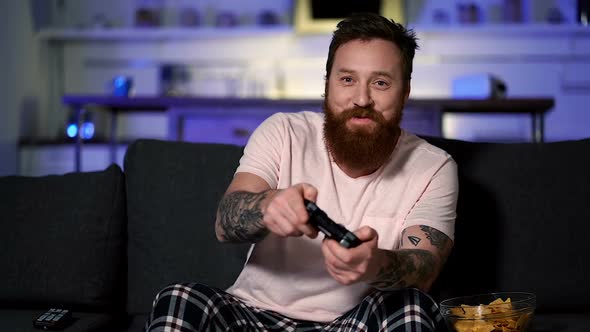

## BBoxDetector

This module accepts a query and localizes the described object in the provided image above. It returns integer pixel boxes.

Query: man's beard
[323,99,401,172]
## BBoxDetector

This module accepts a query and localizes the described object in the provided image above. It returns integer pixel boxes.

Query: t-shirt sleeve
[403,157,458,241]
[235,113,287,189]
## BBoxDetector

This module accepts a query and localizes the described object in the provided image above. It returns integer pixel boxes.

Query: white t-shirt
[227,111,458,322]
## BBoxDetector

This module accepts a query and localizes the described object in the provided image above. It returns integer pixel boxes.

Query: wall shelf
[36,19,590,148]
[37,24,590,42]
[411,23,590,37]
[37,26,294,41]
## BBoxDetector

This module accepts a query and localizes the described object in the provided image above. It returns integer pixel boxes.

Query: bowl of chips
[440,292,536,332]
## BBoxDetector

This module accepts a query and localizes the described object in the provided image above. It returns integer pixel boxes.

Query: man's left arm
[366,156,459,291]
[321,158,457,292]
[368,224,452,291]
[321,224,452,292]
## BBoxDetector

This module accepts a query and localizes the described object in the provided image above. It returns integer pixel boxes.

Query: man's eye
[375,80,389,87]
[341,77,353,83]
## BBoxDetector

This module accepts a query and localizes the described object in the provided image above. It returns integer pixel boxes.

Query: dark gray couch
[1,137,589,331]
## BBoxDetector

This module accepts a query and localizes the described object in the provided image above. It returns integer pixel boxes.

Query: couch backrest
[123,137,590,315]
[0,164,126,312]
[424,137,590,313]
[124,139,250,315]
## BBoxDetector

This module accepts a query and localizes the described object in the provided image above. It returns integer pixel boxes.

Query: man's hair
[325,12,418,82]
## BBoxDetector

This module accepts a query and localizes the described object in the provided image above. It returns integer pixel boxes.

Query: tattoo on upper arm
[217,191,269,242]
[407,236,421,246]
[373,226,452,290]
[419,225,450,251]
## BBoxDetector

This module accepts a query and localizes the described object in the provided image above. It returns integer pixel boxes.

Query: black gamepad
[304,199,361,248]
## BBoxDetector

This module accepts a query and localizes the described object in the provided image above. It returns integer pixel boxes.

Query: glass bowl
[440,292,536,332]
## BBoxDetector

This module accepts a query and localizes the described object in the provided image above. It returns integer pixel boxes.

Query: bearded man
[145,12,457,332]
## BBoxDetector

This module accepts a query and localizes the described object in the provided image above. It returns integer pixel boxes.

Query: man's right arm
[215,172,319,243]
[215,172,274,243]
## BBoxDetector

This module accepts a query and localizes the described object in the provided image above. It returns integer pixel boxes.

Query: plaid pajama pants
[145,283,449,332]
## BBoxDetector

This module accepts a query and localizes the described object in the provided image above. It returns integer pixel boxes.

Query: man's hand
[262,183,319,239]
[320,226,383,285]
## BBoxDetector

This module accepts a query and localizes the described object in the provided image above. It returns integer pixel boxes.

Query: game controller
[304,199,361,248]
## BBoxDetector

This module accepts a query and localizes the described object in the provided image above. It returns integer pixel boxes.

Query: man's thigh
[320,288,448,332]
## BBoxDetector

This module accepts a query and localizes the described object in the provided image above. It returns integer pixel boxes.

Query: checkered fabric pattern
[145,283,449,332]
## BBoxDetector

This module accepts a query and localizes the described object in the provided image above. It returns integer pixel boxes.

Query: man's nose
[353,84,374,108]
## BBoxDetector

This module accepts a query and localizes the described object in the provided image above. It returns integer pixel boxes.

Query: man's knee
[362,287,431,305]
[363,288,446,331]
[152,283,218,306]
[357,288,440,320]
[381,287,434,303]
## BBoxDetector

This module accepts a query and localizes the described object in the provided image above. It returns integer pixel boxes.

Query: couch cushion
[424,137,590,313]
[531,312,590,332]
[0,165,126,310]
[124,314,149,332]
[124,139,250,314]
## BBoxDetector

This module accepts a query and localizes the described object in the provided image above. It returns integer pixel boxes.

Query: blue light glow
[80,122,95,140]
[66,122,95,140]
[66,124,78,138]
[114,76,126,88]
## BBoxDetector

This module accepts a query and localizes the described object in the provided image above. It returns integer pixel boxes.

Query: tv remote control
[304,199,361,248]
[33,308,73,330]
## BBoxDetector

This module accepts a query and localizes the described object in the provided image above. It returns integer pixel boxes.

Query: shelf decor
[293,0,404,34]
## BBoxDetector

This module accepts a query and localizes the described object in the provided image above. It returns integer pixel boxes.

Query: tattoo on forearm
[217,191,269,242]
[370,249,435,290]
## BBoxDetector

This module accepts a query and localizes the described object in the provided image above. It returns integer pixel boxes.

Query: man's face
[323,38,410,170]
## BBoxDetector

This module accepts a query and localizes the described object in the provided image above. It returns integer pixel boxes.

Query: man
[146,12,457,332]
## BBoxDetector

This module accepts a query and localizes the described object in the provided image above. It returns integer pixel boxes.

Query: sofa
[1,136,589,332]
